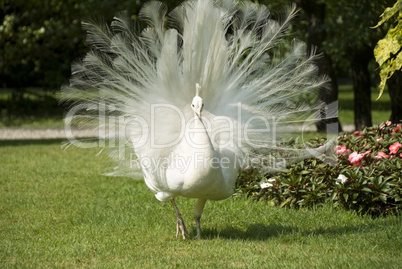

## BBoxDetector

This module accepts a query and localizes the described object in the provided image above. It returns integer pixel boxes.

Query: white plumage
[62,0,332,239]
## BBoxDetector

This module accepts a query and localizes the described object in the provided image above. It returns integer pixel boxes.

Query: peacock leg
[171,198,188,239]
[194,198,207,239]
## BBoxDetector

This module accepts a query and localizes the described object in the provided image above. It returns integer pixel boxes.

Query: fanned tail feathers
[61,0,337,177]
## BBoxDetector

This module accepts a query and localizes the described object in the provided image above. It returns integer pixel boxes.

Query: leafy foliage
[0,0,186,91]
[318,0,393,76]
[0,0,140,90]
[0,0,393,90]
[236,122,402,216]
[373,0,402,98]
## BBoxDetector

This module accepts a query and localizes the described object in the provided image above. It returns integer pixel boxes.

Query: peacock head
[191,83,204,118]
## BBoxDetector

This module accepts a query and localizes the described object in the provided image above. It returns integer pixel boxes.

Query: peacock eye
[191,104,194,107]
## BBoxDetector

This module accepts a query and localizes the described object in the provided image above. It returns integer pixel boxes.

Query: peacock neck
[191,115,213,150]
[194,115,202,128]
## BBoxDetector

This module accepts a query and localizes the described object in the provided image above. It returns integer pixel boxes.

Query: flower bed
[235,122,402,216]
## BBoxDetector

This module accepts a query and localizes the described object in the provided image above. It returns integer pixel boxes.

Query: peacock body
[62,0,333,239]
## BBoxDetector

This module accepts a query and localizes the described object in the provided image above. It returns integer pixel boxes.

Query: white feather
[61,0,336,239]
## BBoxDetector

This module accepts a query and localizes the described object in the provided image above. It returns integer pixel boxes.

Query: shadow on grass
[0,139,64,147]
[201,224,293,240]
[0,90,65,127]
[200,220,396,241]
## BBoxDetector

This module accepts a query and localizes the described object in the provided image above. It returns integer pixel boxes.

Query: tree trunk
[315,52,340,133]
[351,46,372,130]
[294,0,341,133]
[387,71,402,124]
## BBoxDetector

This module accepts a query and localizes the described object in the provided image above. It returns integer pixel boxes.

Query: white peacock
[62,0,334,239]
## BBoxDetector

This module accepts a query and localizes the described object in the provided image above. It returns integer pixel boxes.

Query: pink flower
[362,150,371,157]
[353,131,364,137]
[376,138,383,142]
[363,143,367,147]
[375,152,389,159]
[389,142,402,154]
[386,121,392,126]
[335,145,351,155]
[348,152,363,166]
[392,124,401,133]
[348,151,370,166]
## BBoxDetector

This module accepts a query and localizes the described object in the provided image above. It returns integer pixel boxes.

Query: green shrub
[236,122,402,216]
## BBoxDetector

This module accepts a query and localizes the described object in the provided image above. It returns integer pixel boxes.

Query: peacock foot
[193,221,201,240]
[171,198,189,239]
[193,234,201,240]
[176,216,189,239]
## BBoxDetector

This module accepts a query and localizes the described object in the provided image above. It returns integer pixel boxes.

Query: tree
[0,0,131,95]
[293,0,340,133]
[323,0,394,130]
[373,0,402,123]
[0,0,185,94]
[269,0,392,131]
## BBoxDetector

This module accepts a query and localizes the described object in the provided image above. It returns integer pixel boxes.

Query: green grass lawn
[1,140,401,268]
[338,85,391,125]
